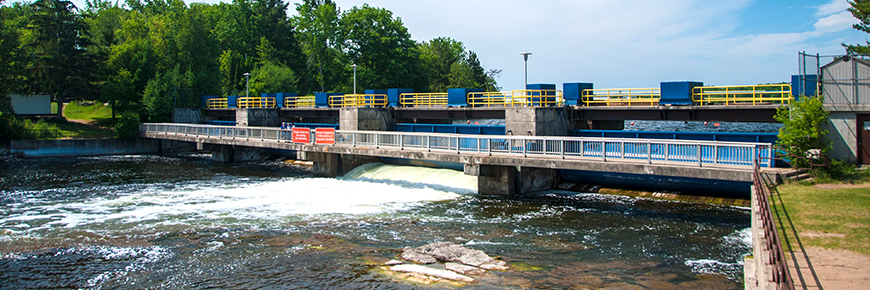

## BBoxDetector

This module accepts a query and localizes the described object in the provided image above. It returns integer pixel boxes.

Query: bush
[774,96,830,168]
[114,113,140,139]
[810,160,870,184]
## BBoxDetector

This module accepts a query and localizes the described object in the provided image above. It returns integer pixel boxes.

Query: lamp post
[350,64,358,95]
[243,72,251,98]
[520,51,532,89]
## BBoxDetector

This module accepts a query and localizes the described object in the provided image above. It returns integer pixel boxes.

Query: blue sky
[66,0,869,91]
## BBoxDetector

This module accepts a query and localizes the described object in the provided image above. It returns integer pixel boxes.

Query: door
[859,114,870,165]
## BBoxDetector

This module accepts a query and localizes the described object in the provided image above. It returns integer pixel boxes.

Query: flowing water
[0,155,750,289]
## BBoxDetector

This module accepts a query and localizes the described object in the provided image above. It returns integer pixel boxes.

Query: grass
[772,172,870,256]
[31,101,119,139]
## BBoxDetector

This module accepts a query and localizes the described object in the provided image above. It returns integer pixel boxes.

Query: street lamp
[350,64,358,95]
[520,51,532,89]
[243,72,251,98]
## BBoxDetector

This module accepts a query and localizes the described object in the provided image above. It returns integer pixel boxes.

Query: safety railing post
[697,144,703,166]
[648,141,652,164]
[561,140,565,159]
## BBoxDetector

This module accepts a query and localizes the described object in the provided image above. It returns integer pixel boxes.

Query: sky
[67,0,870,90]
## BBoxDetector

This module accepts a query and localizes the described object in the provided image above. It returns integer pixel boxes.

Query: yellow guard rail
[581,88,660,106]
[693,84,793,106]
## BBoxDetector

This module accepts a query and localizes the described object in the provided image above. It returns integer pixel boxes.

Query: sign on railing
[315,128,335,144]
[292,127,310,143]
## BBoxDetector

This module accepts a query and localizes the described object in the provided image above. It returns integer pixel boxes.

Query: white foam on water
[1,174,465,231]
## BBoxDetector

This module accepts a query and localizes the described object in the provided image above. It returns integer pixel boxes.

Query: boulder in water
[445,262,486,275]
[389,264,475,283]
[400,246,437,264]
[408,242,508,270]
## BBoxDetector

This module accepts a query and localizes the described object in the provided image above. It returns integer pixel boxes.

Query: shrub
[114,113,140,139]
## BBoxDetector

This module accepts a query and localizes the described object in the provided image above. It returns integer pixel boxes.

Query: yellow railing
[284,96,315,108]
[237,97,276,108]
[206,98,228,109]
[467,90,563,107]
[329,94,388,108]
[581,88,660,106]
[399,93,448,107]
[693,84,793,106]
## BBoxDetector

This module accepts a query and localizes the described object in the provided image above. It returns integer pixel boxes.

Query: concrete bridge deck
[142,123,775,195]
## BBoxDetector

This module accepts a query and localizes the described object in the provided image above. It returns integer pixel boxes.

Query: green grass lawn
[772,175,870,256]
[37,101,119,139]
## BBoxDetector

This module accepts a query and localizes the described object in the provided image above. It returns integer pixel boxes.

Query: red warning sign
[292,127,310,143]
[315,128,335,145]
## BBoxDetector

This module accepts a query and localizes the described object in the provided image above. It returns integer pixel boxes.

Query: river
[0,154,750,289]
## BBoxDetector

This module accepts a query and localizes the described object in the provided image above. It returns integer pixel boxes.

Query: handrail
[206,98,228,109]
[141,123,772,168]
[329,94,388,108]
[284,96,316,108]
[581,88,660,106]
[238,97,276,108]
[400,93,448,107]
[467,90,563,107]
[752,159,795,290]
[693,84,793,106]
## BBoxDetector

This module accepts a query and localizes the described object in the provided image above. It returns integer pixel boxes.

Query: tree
[28,0,96,117]
[774,96,830,168]
[340,4,425,91]
[847,0,870,54]
[0,0,22,98]
[249,61,297,97]
[293,0,341,92]
[419,37,465,92]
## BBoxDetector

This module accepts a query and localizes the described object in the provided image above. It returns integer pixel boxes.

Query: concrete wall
[236,108,280,127]
[297,151,382,177]
[505,107,571,136]
[173,108,203,124]
[9,138,182,158]
[339,108,395,131]
[210,145,271,163]
[826,111,858,163]
[9,94,51,115]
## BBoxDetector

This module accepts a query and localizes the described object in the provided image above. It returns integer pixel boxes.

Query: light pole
[243,72,251,98]
[350,64,358,95]
[520,51,532,89]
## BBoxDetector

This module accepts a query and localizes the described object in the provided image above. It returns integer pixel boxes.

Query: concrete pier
[237,108,280,127]
[339,107,395,131]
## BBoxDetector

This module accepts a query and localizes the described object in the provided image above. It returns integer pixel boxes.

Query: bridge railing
[400,93,448,107]
[693,84,793,106]
[285,96,316,108]
[238,97,276,108]
[468,90,563,107]
[329,94,388,108]
[206,98,228,109]
[581,88,661,106]
[142,123,773,167]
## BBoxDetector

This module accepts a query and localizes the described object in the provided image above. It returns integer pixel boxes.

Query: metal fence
[142,123,773,167]
[752,161,795,290]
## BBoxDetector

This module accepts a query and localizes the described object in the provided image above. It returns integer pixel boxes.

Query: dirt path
[814,183,870,190]
[788,247,870,290]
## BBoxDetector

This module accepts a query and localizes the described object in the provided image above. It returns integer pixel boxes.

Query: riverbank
[771,180,870,289]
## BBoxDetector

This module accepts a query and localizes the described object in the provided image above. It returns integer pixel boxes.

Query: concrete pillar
[211,145,270,163]
[339,107,395,131]
[236,108,280,127]
[518,167,560,193]
[473,165,558,196]
[505,107,571,136]
[298,152,381,177]
[477,165,517,196]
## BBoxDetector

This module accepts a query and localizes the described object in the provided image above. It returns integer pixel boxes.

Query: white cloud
[816,0,851,17]
[814,10,856,33]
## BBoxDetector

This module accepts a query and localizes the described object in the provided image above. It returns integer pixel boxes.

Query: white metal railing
[141,123,773,167]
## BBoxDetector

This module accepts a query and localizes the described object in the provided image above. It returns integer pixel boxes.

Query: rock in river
[389,264,475,283]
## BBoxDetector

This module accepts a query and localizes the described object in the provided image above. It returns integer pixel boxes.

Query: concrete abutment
[465,164,559,196]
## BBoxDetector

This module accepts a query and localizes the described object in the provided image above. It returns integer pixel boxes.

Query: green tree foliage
[114,111,140,139]
[847,0,870,54]
[250,61,297,97]
[774,96,831,168]
[1,0,499,139]
[27,0,95,117]
[340,4,425,91]
[293,0,341,92]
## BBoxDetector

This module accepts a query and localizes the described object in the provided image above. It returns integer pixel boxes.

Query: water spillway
[0,155,751,288]
[343,162,477,194]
